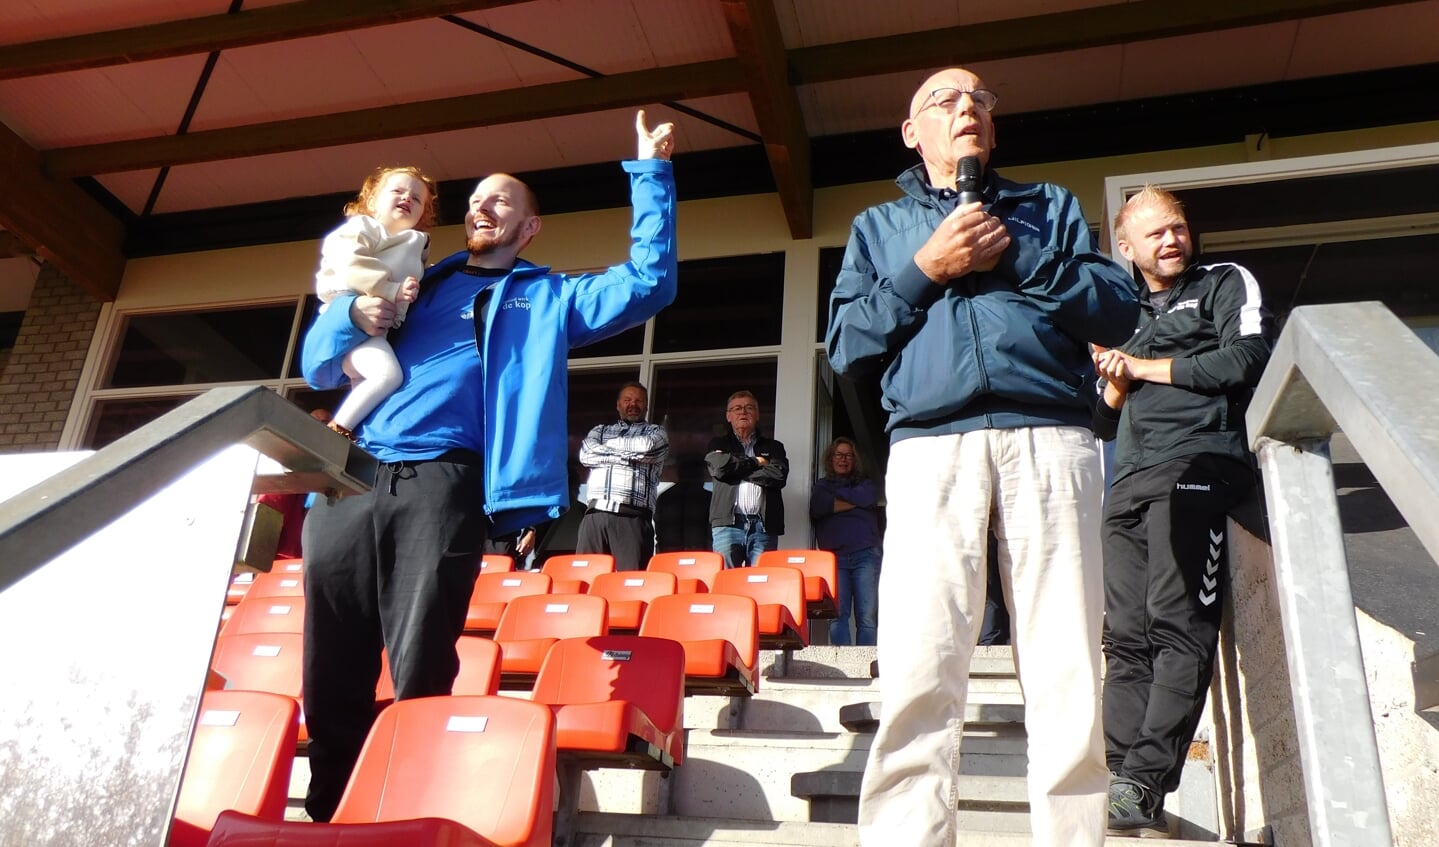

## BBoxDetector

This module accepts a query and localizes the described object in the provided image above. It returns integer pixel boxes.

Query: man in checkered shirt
[575,381,669,570]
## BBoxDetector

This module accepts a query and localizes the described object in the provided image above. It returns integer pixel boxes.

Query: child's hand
[397,276,420,304]
[636,109,675,161]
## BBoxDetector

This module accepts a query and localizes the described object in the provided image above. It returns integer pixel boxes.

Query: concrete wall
[0,263,100,452]
[1212,519,1439,846]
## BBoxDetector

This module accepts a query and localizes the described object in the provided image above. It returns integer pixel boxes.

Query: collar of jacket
[1138,261,1205,311]
[894,163,1040,208]
[423,251,554,287]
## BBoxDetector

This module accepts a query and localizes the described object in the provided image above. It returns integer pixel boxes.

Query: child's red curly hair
[344,165,440,231]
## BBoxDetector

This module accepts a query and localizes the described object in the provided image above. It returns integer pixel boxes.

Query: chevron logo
[1209,544,1221,560]
[1210,529,1223,544]
[1199,589,1217,606]
[1203,573,1217,591]
[1206,557,1219,576]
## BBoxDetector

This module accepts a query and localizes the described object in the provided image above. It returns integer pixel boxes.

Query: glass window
[649,359,777,553]
[84,394,195,449]
[651,253,785,353]
[816,246,844,343]
[106,304,295,388]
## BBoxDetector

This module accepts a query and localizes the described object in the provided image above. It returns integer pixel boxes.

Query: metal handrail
[0,385,376,595]
[1246,301,1439,846]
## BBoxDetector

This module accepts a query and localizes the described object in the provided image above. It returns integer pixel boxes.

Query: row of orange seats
[180,633,685,847]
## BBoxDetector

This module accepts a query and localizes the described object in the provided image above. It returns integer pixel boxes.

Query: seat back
[494,593,609,643]
[333,695,556,847]
[639,593,758,671]
[242,569,305,600]
[589,570,677,629]
[466,571,552,633]
[713,565,808,645]
[757,549,837,603]
[541,553,616,593]
[169,690,300,847]
[530,635,686,734]
[480,553,515,574]
[453,635,502,696]
[221,595,306,636]
[209,632,303,699]
[646,551,724,593]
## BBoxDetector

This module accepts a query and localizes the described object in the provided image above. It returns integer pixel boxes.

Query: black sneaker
[1107,776,1168,838]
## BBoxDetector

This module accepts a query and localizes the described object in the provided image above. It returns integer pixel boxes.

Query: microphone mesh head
[958,156,981,188]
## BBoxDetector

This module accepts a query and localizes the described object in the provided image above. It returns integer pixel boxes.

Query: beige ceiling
[2,0,1438,301]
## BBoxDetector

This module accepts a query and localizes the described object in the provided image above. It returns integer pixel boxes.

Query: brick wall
[0,263,102,452]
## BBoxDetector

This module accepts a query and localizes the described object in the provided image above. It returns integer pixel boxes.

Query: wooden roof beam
[0,0,535,81]
[0,123,125,301]
[790,0,1421,83]
[44,60,744,177]
[720,0,812,240]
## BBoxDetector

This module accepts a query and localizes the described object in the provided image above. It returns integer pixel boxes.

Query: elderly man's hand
[636,109,676,161]
[349,295,396,337]
[914,202,1011,284]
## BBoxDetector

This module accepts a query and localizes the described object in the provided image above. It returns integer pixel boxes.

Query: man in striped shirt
[575,381,669,570]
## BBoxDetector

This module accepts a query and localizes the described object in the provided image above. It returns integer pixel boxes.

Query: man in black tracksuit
[1093,185,1272,836]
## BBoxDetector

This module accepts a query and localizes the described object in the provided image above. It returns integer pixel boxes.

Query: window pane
[649,359,777,553]
[288,296,323,379]
[652,253,785,353]
[106,304,295,388]
[529,367,641,561]
[817,246,844,343]
[85,394,195,449]
[1215,232,1439,321]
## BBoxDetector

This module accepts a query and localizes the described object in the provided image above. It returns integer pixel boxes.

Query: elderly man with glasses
[826,67,1139,846]
[705,389,788,568]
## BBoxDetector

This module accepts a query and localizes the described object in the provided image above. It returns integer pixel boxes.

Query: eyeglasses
[832,453,856,461]
[915,87,998,117]
[727,404,758,413]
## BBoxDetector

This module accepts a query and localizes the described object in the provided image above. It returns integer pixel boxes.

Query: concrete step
[759,645,1016,681]
[572,812,1218,845]
[838,699,1025,733]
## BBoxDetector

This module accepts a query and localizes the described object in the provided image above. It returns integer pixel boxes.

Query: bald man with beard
[297,111,678,822]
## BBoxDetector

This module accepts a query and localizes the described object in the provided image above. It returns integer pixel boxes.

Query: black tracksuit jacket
[1095,261,1273,483]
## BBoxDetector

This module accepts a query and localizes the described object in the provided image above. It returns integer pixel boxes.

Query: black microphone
[957,156,983,205]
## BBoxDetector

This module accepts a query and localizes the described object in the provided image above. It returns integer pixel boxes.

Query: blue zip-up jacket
[828,164,1139,442]
[302,158,677,535]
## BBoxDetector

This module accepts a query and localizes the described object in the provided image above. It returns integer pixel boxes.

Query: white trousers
[858,427,1108,847]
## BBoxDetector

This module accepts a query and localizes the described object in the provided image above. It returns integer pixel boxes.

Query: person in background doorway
[705,390,788,568]
[810,437,882,646]
[575,381,668,570]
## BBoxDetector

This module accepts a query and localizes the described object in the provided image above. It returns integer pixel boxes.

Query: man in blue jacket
[297,110,677,822]
[829,67,1138,847]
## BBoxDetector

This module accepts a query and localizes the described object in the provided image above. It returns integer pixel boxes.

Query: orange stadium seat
[464,571,551,635]
[206,695,556,847]
[493,593,608,688]
[242,570,305,601]
[479,553,515,574]
[226,572,255,606]
[646,551,723,594]
[541,553,616,595]
[169,689,299,847]
[588,570,677,633]
[638,593,759,696]
[531,635,685,771]
[757,549,839,620]
[452,635,502,697]
[221,596,305,636]
[713,565,809,650]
